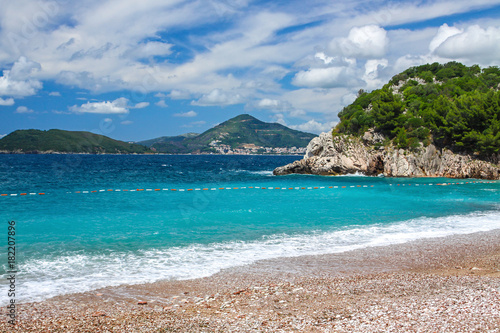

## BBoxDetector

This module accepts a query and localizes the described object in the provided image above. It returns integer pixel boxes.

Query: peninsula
[275,62,500,179]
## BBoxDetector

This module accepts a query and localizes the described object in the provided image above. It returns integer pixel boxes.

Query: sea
[0,154,499,305]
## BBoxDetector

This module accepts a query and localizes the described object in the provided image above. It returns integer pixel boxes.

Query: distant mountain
[136,133,199,153]
[140,114,317,154]
[137,132,199,147]
[0,129,151,154]
[0,115,317,155]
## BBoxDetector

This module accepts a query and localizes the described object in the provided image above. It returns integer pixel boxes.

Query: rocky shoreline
[274,131,500,179]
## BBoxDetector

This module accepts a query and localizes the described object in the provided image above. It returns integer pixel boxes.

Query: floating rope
[0,181,497,198]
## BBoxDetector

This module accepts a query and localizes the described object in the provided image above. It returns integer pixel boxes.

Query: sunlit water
[0,154,498,304]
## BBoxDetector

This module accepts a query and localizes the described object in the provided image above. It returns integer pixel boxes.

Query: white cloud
[258,98,281,108]
[282,88,354,115]
[0,57,42,97]
[155,100,168,108]
[429,24,463,53]
[49,91,61,96]
[271,113,287,126]
[254,98,306,118]
[192,89,243,106]
[168,90,191,100]
[292,66,359,88]
[9,57,41,80]
[121,120,133,125]
[134,102,149,109]
[328,25,389,59]
[290,119,337,134]
[2,0,500,132]
[0,134,6,139]
[15,106,34,113]
[0,97,15,106]
[433,25,500,65]
[124,41,173,60]
[70,97,130,114]
[173,110,197,118]
[393,54,435,74]
[363,59,389,90]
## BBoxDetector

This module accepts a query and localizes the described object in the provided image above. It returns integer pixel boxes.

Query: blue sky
[1,0,500,142]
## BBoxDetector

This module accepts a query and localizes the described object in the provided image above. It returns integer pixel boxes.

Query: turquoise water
[0,154,499,304]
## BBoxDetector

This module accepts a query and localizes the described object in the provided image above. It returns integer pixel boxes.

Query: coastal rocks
[273,131,500,179]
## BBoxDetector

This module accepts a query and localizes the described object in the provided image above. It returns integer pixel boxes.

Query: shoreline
[0,152,305,156]
[2,229,500,332]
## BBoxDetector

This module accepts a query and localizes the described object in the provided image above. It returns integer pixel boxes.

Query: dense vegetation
[142,114,317,153]
[335,62,500,155]
[0,129,151,153]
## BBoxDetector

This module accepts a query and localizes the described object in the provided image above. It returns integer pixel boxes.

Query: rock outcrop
[273,131,500,179]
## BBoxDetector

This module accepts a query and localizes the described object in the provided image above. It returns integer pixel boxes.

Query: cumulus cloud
[393,54,434,73]
[0,57,43,97]
[328,25,389,59]
[270,113,285,125]
[258,98,281,108]
[173,110,197,117]
[282,88,354,115]
[192,89,243,106]
[0,97,15,106]
[429,24,462,53]
[290,119,337,134]
[155,100,168,108]
[292,66,359,88]
[133,102,149,109]
[363,59,389,90]
[70,97,130,114]
[255,98,306,117]
[433,25,500,65]
[15,106,34,113]
[9,57,41,80]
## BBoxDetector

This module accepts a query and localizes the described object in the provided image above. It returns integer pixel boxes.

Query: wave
[228,169,274,176]
[3,208,500,304]
[338,171,368,177]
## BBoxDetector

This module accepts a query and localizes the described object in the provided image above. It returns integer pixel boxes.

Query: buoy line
[0,181,497,198]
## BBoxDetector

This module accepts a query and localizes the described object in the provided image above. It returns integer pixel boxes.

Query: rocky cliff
[273,131,500,179]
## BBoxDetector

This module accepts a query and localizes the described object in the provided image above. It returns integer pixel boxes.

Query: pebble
[4,231,500,332]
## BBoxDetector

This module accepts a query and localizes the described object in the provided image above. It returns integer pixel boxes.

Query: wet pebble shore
[2,230,500,332]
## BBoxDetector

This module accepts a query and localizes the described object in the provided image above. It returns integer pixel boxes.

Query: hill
[274,62,500,179]
[141,114,317,154]
[137,133,199,147]
[335,61,500,156]
[0,129,151,154]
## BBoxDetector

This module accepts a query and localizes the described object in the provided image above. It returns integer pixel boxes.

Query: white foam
[230,169,274,176]
[338,171,368,177]
[3,209,500,305]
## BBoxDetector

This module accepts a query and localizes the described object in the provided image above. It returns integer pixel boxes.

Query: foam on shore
[6,207,500,305]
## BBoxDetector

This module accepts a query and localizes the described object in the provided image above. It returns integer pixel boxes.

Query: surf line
[1,181,497,198]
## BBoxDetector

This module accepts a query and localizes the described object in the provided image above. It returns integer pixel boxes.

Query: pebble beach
[2,230,500,332]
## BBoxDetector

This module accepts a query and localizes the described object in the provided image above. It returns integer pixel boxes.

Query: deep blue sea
[0,154,499,304]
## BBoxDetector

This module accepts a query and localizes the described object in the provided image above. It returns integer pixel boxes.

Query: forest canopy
[335,62,500,155]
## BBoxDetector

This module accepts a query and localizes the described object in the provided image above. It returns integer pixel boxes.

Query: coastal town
[208,141,307,155]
